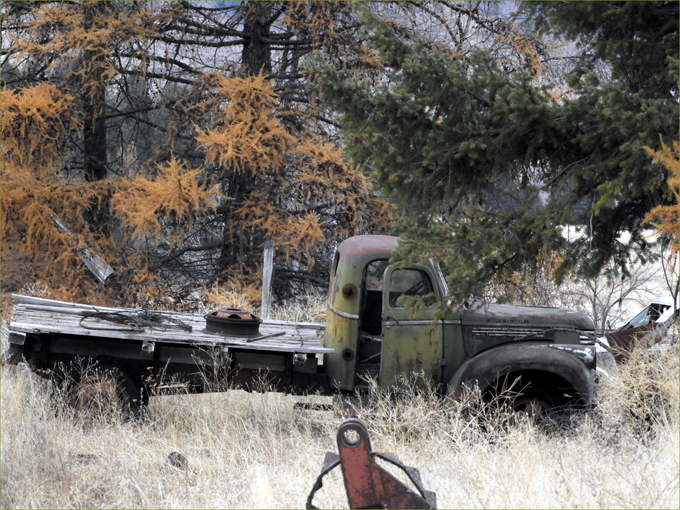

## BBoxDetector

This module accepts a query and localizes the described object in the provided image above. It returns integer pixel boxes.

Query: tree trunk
[218,170,252,279]
[82,77,108,183]
[81,3,110,235]
[217,1,277,280]
[82,2,109,183]
[242,2,273,76]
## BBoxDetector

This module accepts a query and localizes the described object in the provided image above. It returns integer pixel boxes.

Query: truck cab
[324,235,598,410]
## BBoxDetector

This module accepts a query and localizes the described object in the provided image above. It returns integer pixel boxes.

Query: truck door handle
[385,316,400,325]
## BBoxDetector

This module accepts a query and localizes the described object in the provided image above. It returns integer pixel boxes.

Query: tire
[486,375,571,429]
[72,365,139,419]
[509,382,561,416]
[52,358,146,420]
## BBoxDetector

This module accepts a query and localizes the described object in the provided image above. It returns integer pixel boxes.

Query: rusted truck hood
[458,300,595,331]
[455,301,595,357]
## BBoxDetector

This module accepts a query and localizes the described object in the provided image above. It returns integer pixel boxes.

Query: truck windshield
[388,268,434,307]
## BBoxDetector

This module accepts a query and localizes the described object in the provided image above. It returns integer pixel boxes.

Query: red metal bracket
[307,418,436,509]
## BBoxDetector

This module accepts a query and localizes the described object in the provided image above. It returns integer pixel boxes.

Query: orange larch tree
[1,1,393,306]
[643,139,680,256]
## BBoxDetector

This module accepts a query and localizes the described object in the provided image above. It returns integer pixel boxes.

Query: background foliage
[313,1,678,303]
[1,1,393,306]
[2,1,677,308]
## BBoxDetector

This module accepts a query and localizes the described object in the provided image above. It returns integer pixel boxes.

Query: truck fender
[446,343,594,405]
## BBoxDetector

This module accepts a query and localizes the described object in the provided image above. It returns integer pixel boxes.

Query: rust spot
[342,283,357,299]
[332,321,344,343]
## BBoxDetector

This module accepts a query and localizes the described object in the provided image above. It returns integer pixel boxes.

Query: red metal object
[212,308,257,320]
[606,324,662,362]
[307,418,436,509]
[204,308,262,337]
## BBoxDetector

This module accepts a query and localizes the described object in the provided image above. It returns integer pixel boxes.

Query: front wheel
[512,392,555,417]
[508,382,564,424]
[486,376,573,428]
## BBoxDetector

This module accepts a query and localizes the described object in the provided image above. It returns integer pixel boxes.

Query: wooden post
[261,240,274,319]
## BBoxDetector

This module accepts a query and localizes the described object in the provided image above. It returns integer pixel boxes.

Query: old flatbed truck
[3,235,598,417]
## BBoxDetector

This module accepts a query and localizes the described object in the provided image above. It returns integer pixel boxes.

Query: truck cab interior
[356,260,388,384]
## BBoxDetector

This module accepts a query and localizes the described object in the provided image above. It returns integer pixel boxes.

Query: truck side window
[627,303,670,328]
[648,303,669,323]
[365,260,389,291]
[361,260,389,335]
[388,269,434,308]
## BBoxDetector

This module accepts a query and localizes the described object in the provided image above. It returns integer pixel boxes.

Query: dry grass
[1,303,678,509]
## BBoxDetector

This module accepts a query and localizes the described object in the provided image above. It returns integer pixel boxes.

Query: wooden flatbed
[10,294,333,355]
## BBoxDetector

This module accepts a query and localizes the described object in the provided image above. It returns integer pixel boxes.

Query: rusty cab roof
[330,235,399,317]
[337,235,399,264]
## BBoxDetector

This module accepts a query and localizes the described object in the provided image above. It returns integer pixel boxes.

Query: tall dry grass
[1,306,678,509]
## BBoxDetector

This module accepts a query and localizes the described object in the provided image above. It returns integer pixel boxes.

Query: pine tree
[313,2,679,301]
[522,1,679,277]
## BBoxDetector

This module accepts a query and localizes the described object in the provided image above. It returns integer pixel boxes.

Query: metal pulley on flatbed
[204,308,263,337]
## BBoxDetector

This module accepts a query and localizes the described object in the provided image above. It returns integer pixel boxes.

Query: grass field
[1,305,678,509]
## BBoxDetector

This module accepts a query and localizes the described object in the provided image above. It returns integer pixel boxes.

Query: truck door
[380,265,443,390]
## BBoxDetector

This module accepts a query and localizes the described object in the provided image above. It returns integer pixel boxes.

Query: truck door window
[388,268,434,308]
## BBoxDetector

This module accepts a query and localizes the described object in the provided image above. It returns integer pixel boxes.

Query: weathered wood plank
[9,297,333,355]
[261,240,274,320]
[11,295,325,330]
[12,294,128,312]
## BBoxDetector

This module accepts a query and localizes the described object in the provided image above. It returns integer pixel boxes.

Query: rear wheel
[52,359,146,420]
[71,366,139,419]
